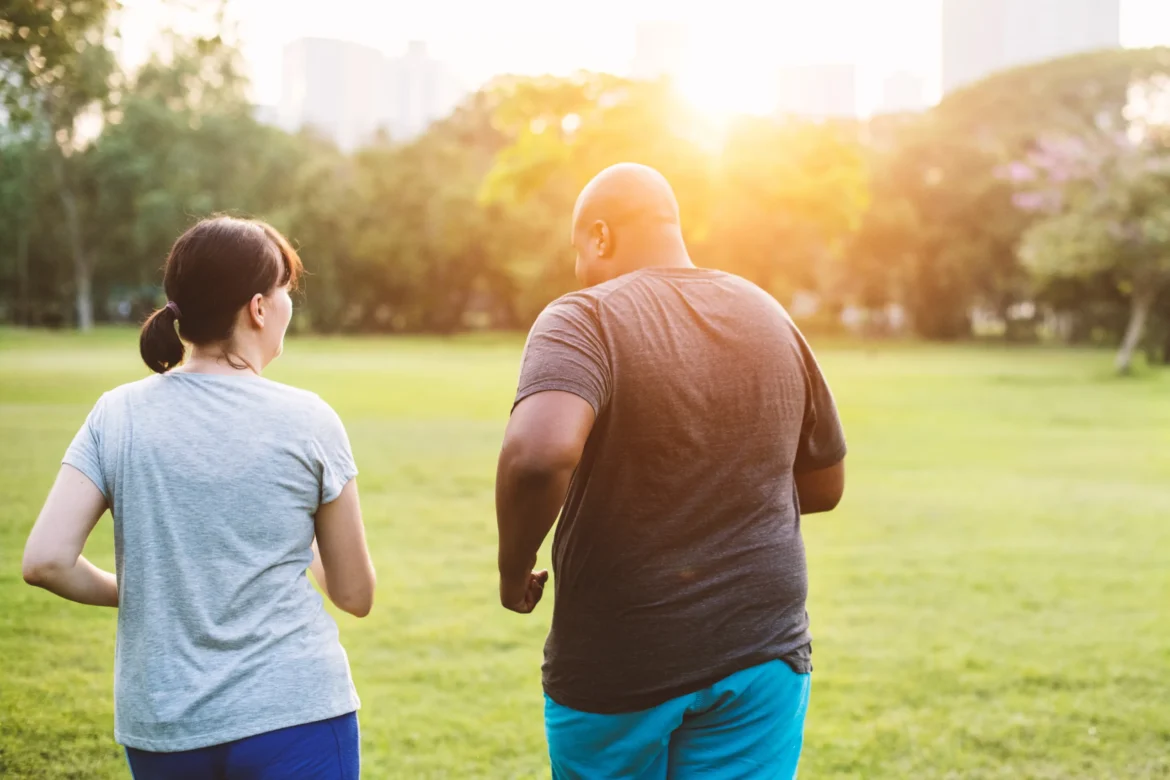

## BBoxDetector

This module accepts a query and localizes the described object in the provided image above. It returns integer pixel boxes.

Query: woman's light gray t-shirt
[63,372,360,752]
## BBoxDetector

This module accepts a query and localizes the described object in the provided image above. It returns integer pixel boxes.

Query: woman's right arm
[311,479,376,617]
[23,465,118,606]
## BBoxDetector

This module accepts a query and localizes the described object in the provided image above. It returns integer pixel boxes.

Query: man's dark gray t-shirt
[514,267,846,714]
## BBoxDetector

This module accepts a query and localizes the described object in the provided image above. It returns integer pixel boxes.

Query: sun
[669,64,774,153]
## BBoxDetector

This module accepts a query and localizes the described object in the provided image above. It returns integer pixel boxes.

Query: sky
[115,0,1170,117]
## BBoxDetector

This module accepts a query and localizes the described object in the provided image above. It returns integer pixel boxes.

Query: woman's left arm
[22,464,118,607]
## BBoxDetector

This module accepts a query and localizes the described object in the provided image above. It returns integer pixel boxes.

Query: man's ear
[592,220,614,259]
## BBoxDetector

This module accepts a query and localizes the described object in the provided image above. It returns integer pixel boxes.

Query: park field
[1,328,1168,779]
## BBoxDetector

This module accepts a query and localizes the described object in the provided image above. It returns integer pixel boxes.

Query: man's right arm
[496,296,611,612]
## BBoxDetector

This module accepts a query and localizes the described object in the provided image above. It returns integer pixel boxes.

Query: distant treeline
[1,6,1169,370]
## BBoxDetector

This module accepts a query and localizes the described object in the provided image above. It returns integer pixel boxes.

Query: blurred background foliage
[2,3,1170,371]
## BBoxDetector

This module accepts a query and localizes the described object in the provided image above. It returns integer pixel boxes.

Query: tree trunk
[17,225,30,326]
[75,261,94,331]
[1115,286,1156,374]
[47,148,93,331]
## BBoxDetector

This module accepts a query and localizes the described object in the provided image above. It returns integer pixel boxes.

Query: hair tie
[165,301,182,318]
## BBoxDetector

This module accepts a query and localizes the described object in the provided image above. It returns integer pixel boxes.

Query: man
[496,163,846,779]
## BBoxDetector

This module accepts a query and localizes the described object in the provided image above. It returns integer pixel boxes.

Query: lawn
[1,328,1168,779]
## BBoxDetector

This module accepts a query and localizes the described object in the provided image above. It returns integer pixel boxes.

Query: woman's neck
[178,343,264,376]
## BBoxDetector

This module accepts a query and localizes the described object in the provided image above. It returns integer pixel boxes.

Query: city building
[382,41,463,141]
[879,71,927,115]
[631,21,689,81]
[279,38,463,151]
[776,63,857,119]
[942,0,1121,94]
[279,37,385,151]
[252,104,279,127]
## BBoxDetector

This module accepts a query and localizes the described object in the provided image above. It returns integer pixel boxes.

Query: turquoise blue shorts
[545,660,811,779]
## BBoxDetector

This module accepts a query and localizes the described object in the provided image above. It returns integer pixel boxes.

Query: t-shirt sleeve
[514,296,611,416]
[794,335,847,474]
[312,400,358,506]
[62,395,110,500]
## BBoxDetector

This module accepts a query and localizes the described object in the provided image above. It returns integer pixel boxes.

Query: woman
[22,216,376,779]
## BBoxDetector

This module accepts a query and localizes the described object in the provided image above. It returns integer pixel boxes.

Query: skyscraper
[279,38,385,151]
[383,41,463,141]
[942,0,1121,94]
[631,21,689,81]
[879,71,927,115]
[776,64,857,119]
[280,38,463,150]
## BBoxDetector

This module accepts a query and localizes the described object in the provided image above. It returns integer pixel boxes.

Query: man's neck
[621,237,694,273]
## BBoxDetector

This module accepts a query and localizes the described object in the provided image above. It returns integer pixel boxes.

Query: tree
[846,103,1036,340]
[0,135,76,325]
[340,89,526,332]
[0,0,118,329]
[480,74,868,320]
[850,47,1170,346]
[706,117,869,307]
[480,74,715,320]
[81,29,316,323]
[982,49,1170,371]
[271,132,354,333]
[0,137,38,323]
[1013,106,1170,372]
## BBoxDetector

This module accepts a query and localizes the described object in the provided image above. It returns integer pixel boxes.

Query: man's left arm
[792,328,847,515]
[496,390,595,613]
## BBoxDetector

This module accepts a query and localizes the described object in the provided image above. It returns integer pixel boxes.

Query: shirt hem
[322,466,359,505]
[513,381,602,416]
[61,457,109,502]
[794,443,848,474]
[115,698,360,753]
[543,644,811,715]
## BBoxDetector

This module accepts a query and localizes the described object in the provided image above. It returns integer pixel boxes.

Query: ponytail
[143,217,301,373]
[140,304,186,373]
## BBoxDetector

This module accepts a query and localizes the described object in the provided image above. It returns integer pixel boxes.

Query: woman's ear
[248,293,266,329]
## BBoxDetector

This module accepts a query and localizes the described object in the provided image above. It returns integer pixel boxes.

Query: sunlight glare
[677,67,774,121]
[672,4,829,121]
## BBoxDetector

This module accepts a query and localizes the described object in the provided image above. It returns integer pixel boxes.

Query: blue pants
[125,712,359,780]
[545,660,810,779]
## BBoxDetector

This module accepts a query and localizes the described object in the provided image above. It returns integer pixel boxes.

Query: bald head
[572,163,681,234]
[570,163,691,287]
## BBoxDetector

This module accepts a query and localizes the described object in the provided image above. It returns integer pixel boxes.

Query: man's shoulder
[544,274,638,312]
[533,273,659,337]
[706,270,792,308]
[536,269,795,331]
[533,286,611,329]
[706,271,800,327]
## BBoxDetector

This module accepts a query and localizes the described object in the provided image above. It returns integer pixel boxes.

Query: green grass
[1,328,1168,779]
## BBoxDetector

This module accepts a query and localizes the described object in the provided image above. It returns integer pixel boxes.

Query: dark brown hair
[139,217,303,374]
